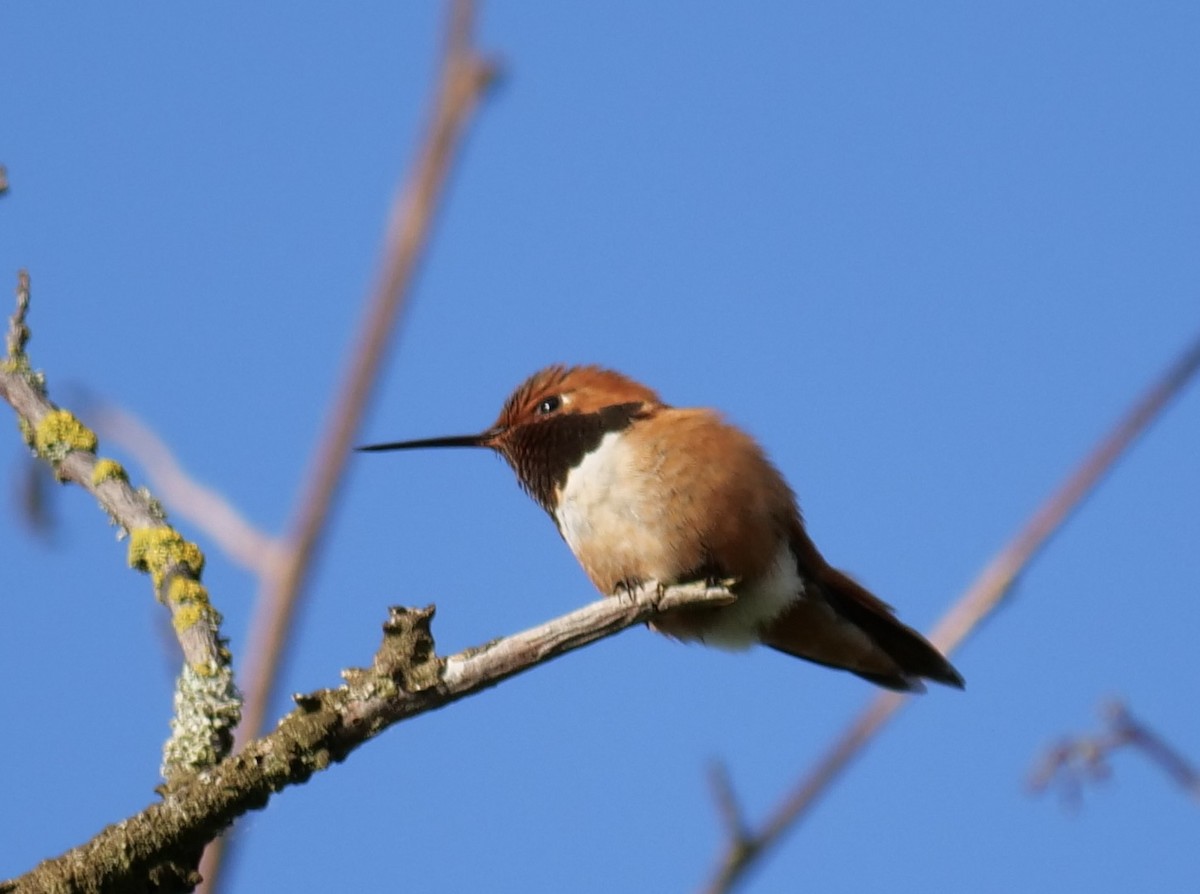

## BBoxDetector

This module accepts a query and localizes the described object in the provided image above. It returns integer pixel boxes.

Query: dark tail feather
[762,565,964,692]
[826,567,963,690]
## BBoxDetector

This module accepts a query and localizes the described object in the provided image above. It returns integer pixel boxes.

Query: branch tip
[374,605,441,692]
[708,761,751,846]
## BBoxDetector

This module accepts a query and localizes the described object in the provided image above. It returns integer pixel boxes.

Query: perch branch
[4,581,734,894]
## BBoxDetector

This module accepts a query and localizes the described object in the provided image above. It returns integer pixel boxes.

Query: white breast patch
[555,431,628,558]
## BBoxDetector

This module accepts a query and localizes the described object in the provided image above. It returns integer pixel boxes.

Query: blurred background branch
[199,1,499,890]
[702,333,1200,893]
[91,402,284,577]
[1028,700,1200,808]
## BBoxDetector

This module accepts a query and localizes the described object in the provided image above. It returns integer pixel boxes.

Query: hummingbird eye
[536,395,563,416]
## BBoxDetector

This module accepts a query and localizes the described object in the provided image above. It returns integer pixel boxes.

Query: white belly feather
[696,543,802,649]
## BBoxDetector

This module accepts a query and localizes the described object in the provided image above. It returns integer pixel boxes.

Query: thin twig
[240,0,496,748]
[1029,700,1200,806]
[200,2,498,888]
[5,269,31,358]
[4,580,735,894]
[701,333,1200,894]
[90,402,284,577]
[708,762,753,855]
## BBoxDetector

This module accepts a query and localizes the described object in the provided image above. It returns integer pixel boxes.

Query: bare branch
[238,0,497,748]
[4,580,734,894]
[708,762,753,860]
[701,332,1200,894]
[5,269,31,358]
[198,2,499,888]
[1029,700,1200,807]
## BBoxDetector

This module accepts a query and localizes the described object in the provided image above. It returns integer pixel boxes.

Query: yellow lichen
[34,409,98,465]
[128,527,206,592]
[167,576,209,608]
[91,458,128,487]
[172,601,215,636]
[191,659,220,678]
[172,601,205,630]
[166,578,227,645]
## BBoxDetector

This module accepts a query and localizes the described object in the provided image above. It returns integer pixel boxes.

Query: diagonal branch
[90,402,284,578]
[202,4,499,887]
[701,332,1200,894]
[3,580,734,894]
[238,0,498,751]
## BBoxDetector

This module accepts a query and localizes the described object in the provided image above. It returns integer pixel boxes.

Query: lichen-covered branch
[3,580,734,894]
[0,272,240,786]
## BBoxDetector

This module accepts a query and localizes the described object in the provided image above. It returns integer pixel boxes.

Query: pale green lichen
[33,409,97,466]
[159,577,237,758]
[160,663,242,780]
[90,458,128,487]
[128,527,205,591]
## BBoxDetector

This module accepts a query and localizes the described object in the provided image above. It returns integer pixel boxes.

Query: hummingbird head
[493,364,661,429]
[357,365,663,513]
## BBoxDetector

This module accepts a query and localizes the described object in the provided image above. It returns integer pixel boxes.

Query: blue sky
[2,4,1198,892]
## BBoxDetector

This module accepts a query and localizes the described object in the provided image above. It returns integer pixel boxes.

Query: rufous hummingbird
[359,365,963,692]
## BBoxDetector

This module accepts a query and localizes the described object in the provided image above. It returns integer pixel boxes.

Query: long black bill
[356,432,496,452]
